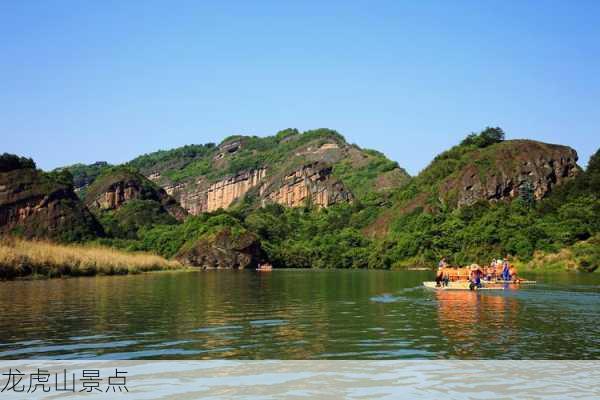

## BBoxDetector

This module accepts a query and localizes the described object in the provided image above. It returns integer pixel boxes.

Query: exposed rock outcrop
[165,168,267,214]
[0,162,103,240]
[261,162,353,208]
[205,168,266,212]
[439,140,579,207]
[84,168,187,221]
[110,130,408,215]
[176,228,262,269]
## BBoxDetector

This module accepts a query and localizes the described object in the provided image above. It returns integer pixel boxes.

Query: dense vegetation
[83,166,182,240]
[59,161,111,196]
[2,127,598,272]
[381,141,600,268]
[127,128,387,186]
[393,127,506,209]
[0,153,36,172]
[123,128,347,183]
[84,166,161,203]
[95,128,598,271]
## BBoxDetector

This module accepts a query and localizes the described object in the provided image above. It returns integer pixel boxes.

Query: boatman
[469,264,483,290]
[436,257,448,287]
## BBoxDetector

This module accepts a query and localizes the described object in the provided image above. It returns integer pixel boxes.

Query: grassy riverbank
[515,235,599,273]
[0,238,183,279]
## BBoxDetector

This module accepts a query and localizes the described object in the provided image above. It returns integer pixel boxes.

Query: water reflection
[0,270,598,359]
[435,290,522,358]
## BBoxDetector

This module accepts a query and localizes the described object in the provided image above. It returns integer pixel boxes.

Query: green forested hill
[68,128,409,205]
[3,127,599,272]
[0,154,103,242]
[94,128,597,271]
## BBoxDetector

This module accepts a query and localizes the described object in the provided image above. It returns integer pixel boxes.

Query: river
[0,270,598,359]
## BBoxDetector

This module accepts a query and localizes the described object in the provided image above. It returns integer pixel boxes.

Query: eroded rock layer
[85,169,187,221]
[165,168,267,213]
[262,163,353,208]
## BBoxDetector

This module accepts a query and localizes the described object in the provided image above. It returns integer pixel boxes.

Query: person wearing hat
[435,257,448,287]
[469,264,483,290]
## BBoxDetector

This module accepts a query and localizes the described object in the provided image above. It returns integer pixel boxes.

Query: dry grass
[0,237,183,279]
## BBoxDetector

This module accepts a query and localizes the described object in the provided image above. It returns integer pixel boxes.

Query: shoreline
[1,237,595,281]
[0,238,184,280]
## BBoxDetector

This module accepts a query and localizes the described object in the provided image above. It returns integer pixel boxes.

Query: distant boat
[257,263,273,271]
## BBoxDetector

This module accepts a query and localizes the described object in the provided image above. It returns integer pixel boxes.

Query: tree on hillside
[0,153,36,172]
[586,149,600,192]
[518,180,535,207]
[461,127,505,148]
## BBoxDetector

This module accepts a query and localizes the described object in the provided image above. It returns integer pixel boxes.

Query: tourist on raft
[509,265,519,282]
[485,263,495,281]
[435,257,449,287]
[469,264,483,290]
[501,257,511,281]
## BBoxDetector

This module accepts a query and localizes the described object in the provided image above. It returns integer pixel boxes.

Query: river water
[0,270,598,359]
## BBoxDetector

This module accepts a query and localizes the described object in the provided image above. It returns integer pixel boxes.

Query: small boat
[257,263,273,272]
[423,281,504,291]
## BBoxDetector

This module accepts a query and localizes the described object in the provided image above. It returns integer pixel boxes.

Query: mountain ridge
[3,127,597,272]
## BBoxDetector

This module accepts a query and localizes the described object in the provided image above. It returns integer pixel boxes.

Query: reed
[0,237,183,279]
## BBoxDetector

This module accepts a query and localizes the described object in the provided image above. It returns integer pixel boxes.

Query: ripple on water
[68,334,113,341]
[95,348,214,360]
[0,340,138,358]
[147,340,197,348]
[250,319,288,327]
[0,339,44,348]
[190,325,243,334]
[136,331,158,336]
[370,294,402,303]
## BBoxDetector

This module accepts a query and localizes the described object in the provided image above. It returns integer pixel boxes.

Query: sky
[1,1,599,175]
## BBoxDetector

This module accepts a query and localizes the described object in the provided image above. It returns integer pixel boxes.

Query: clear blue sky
[1,1,599,175]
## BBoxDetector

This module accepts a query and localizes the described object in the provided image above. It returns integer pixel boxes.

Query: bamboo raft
[423,281,505,291]
[489,279,537,285]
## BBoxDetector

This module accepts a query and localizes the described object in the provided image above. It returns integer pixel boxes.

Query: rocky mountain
[367,127,581,237]
[3,126,592,271]
[84,167,187,220]
[82,167,187,239]
[0,154,103,241]
[124,128,409,214]
[438,140,578,208]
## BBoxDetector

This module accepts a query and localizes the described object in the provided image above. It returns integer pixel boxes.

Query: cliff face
[206,168,266,212]
[163,168,267,214]
[0,165,103,240]
[262,162,353,208]
[84,168,187,221]
[131,130,408,215]
[58,130,409,216]
[162,161,354,213]
[439,140,579,207]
